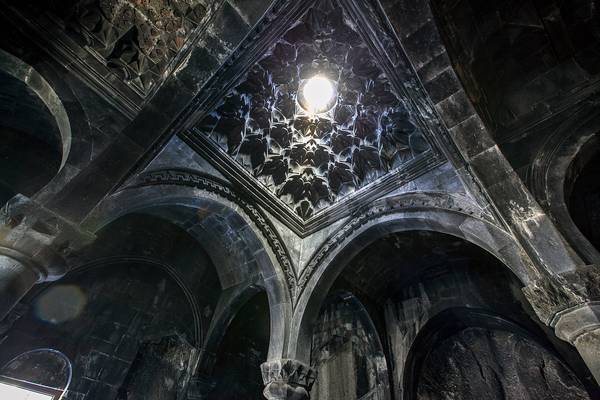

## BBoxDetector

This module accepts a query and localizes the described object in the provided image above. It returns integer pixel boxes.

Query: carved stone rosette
[261,359,317,400]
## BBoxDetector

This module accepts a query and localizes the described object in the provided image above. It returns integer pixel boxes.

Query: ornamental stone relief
[196,0,430,219]
[58,0,211,95]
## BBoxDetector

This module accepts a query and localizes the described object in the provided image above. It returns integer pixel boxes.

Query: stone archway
[404,308,592,400]
[86,179,293,364]
[0,50,71,205]
[289,193,537,365]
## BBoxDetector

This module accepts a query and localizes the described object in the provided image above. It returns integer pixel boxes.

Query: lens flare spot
[299,76,336,114]
[34,285,87,324]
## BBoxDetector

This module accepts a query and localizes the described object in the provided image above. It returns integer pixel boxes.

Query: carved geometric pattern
[61,0,210,95]
[196,0,430,219]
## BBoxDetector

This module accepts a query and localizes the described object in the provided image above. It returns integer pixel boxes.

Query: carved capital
[0,195,95,280]
[552,302,600,343]
[261,359,316,400]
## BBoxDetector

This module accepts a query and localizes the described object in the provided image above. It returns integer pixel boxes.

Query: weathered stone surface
[417,328,590,400]
[117,335,199,400]
[261,359,316,400]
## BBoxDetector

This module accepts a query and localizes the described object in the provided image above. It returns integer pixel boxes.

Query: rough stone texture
[261,359,316,400]
[416,328,590,400]
[1,0,600,399]
[432,0,600,136]
[117,335,199,400]
[311,293,390,400]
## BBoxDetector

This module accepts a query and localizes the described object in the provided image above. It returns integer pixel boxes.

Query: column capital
[261,359,317,400]
[553,302,600,343]
[0,195,95,281]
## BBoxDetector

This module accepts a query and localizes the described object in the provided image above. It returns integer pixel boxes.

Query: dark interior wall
[433,0,600,137]
[0,263,195,400]
[567,148,600,251]
[0,213,222,400]
[0,69,62,204]
[416,326,590,400]
[314,231,597,400]
[207,292,270,400]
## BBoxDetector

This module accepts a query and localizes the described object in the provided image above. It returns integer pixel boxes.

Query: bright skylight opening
[299,76,337,114]
[0,382,54,400]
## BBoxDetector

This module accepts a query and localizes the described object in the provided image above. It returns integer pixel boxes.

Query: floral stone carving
[196,0,430,219]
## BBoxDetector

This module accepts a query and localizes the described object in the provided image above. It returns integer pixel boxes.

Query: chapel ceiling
[190,0,442,221]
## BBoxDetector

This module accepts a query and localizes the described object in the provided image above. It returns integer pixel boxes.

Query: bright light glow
[0,382,53,400]
[300,76,336,114]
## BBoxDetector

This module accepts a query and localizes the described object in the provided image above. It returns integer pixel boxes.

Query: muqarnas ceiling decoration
[63,0,210,95]
[197,0,430,219]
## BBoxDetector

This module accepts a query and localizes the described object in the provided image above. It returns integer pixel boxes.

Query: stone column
[261,359,316,400]
[0,252,41,320]
[554,302,600,384]
[0,195,94,320]
[524,265,600,385]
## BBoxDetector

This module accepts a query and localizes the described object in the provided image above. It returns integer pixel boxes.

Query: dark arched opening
[302,230,597,399]
[311,291,391,400]
[405,309,591,400]
[0,213,220,399]
[566,135,600,252]
[0,58,64,205]
[206,292,270,400]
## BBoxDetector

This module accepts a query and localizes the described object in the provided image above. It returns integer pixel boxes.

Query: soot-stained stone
[197,0,430,219]
[417,328,590,400]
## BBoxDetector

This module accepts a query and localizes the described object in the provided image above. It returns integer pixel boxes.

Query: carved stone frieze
[297,192,491,299]
[196,0,431,219]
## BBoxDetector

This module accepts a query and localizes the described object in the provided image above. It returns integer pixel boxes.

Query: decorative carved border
[129,169,298,298]
[180,130,445,236]
[126,168,493,305]
[296,192,492,303]
[173,0,452,236]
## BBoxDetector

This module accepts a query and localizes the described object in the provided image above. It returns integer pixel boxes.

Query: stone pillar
[554,303,600,384]
[0,195,94,320]
[0,252,41,320]
[261,359,316,400]
[524,265,600,385]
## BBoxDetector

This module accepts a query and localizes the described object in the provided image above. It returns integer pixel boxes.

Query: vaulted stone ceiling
[18,0,219,108]
[66,0,209,95]
[192,0,439,219]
